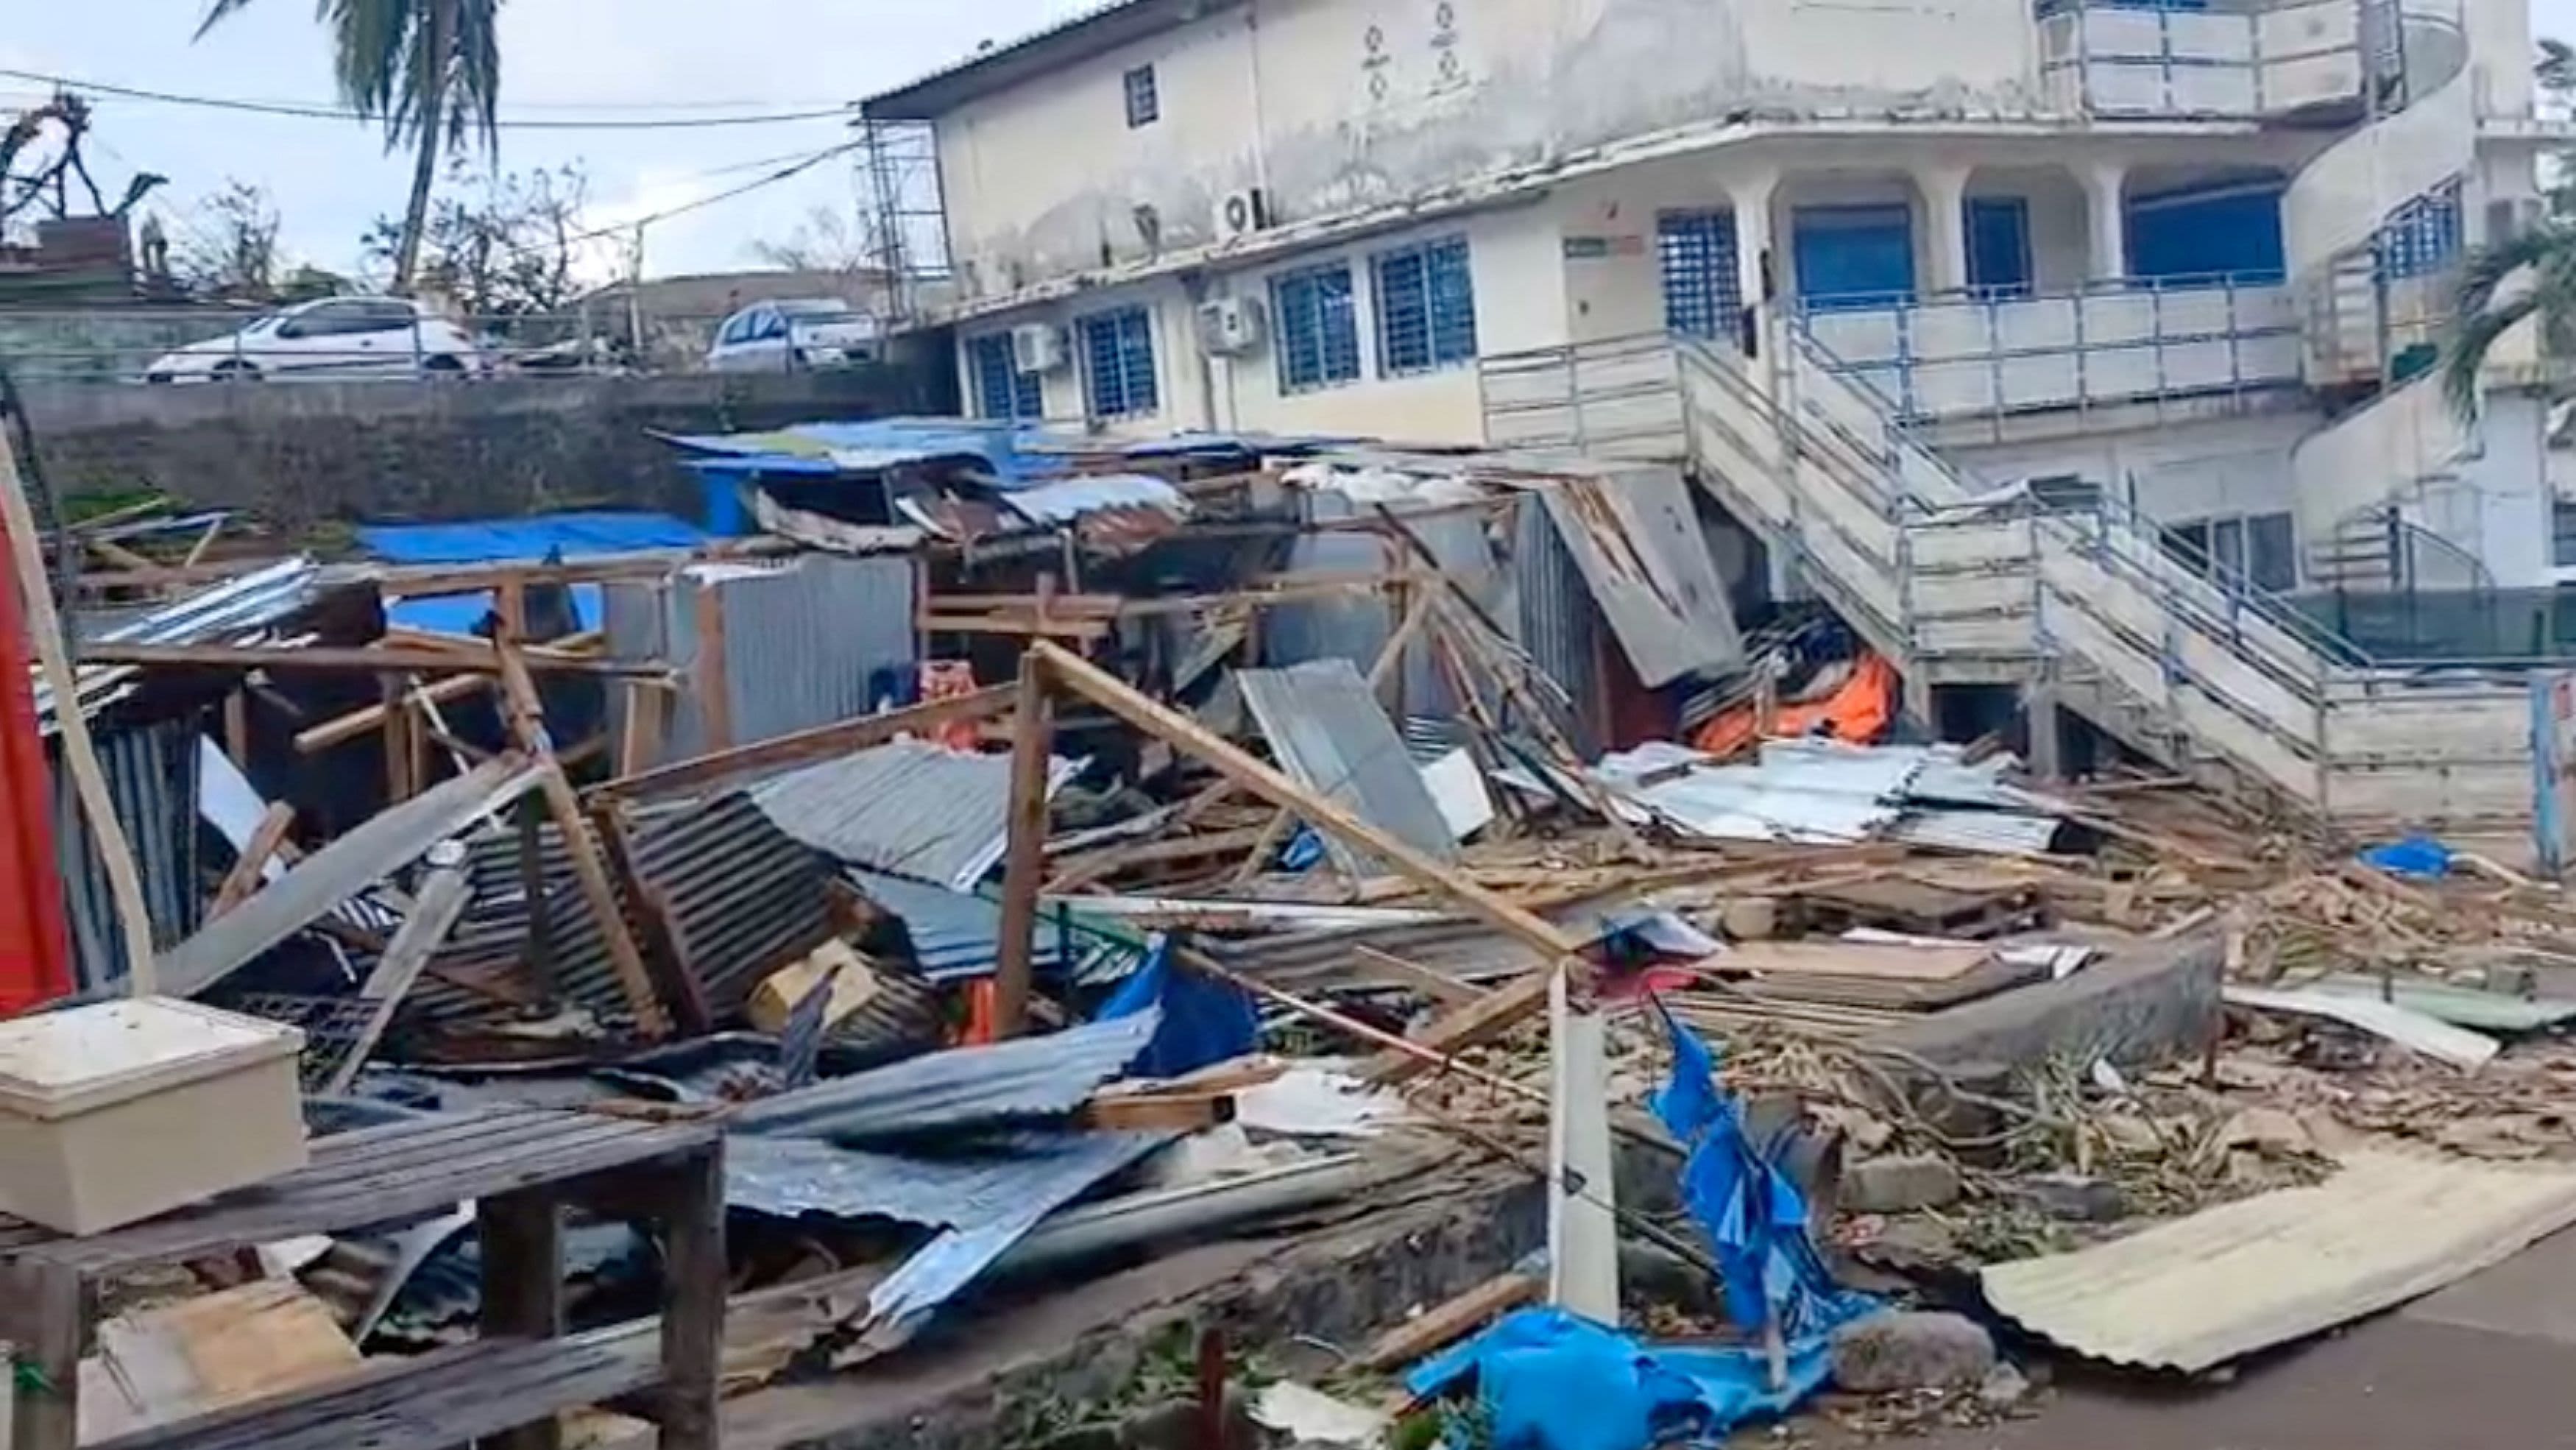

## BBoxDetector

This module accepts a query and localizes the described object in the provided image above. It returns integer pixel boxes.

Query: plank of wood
[80,1281,360,1446]
[652,1145,726,1450]
[1346,944,1480,1006]
[479,1188,566,1450]
[1362,971,1555,1086]
[322,864,473,1096]
[209,802,297,919]
[1355,1272,1542,1371]
[77,643,663,676]
[994,654,1055,1039]
[2,428,155,993]
[690,581,732,751]
[492,646,673,1038]
[589,684,1016,803]
[1712,941,1995,983]
[294,676,489,754]
[1075,1089,1237,1133]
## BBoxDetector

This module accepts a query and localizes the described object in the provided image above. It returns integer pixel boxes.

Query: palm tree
[2443,38,2576,416]
[197,0,502,294]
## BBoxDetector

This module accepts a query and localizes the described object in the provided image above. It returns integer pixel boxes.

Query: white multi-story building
[861,0,2576,827]
[863,0,2555,605]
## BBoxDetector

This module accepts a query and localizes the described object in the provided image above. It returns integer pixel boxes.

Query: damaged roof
[729,1008,1159,1142]
[749,740,1081,892]
[859,0,1243,119]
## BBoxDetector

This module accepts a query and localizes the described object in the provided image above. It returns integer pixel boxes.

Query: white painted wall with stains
[933,0,2058,301]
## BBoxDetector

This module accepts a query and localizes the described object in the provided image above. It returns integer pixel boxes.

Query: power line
[558,144,862,247]
[0,68,853,130]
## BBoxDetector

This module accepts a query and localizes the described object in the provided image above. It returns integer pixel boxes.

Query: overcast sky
[0,1,1088,285]
[4,0,2570,286]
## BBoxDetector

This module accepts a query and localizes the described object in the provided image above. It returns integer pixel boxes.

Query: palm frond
[2442,222,2576,418]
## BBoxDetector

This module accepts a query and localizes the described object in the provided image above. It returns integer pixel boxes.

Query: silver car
[704,299,882,373]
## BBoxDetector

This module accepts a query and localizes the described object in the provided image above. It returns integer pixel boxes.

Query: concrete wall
[17,363,949,529]
[935,0,2059,299]
[1945,409,2313,524]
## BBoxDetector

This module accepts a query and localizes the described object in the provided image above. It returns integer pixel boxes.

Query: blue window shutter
[2125,180,2287,283]
[1792,205,1915,311]
[1966,198,2033,297]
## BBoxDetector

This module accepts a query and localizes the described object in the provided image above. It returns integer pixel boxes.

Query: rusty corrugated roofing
[1982,1149,2576,1371]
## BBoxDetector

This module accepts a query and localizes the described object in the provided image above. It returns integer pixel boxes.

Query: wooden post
[222,689,250,768]
[0,431,155,994]
[492,643,673,1037]
[691,578,732,751]
[479,1186,565,1450]
[993,653,1055,1039]
[0,1261,86,1450]
[209,802,297,918]
[655,1143,727,1450]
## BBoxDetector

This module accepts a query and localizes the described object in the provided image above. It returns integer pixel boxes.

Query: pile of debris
[13,421,2576,1450]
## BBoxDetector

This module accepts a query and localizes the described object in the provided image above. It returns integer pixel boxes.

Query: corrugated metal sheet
[1595,740,2064,854]
[53,717,202,992]
[1983,1149,2576,1372]
[406,791,834,1033]
[604,554,919,768]
[1001,473,1187,526]
[1532,464,1742,685]
[44,557,321,730]
[844,866,1122,984]
[730,1009,1158,1142]
[726,1130,1167,1226]
[1507,494,1608,754]
[1235,659,1458,875]
[749,740,1077,892]
[1888,810,2064,856]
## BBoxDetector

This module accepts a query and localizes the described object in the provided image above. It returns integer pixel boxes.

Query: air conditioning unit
[1195,297,1268,357]
[1214,187,1272,243]
[1011,322,1069,375]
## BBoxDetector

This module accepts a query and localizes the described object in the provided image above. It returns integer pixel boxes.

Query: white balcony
[2037,0,2364,119]
[1799,279,2303,422]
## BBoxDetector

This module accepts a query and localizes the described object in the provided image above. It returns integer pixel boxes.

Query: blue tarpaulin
[2360,835,2454,880]
[358,511,709,635]
[1407,1308,1836,1450]
[1404,1008,1878,1450]
[1096,936,1259,1079]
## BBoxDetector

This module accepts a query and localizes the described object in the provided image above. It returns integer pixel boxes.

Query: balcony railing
[2037,0,2364,119]
[1795,276,2303,424]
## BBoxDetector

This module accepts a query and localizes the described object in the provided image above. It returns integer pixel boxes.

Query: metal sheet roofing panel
[1002,473,1189,526]
[749,740,1076,892]
[1596,740,1923,844]
[729,1009,1158,1143]
[1235,659,1458,875]
[356,512,707,564]
[725,1130,1168,1227]
[1535,465,1743,685]
[1982,1149,2576,1372]
[844,867,1111,984]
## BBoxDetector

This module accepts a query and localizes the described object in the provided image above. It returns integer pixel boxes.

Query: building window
[1792,205,1915,311]
[1966,197,2033,299]
[1124,65,1160,128]
[2126,179,2287,284]
[2167,510,2297,592]
[1078,306,1158,418]
[1657,211,1741,339]
[1270,263,1361,393]
[2379,180,2463,280]
[2552,500,2576,568]
[966,333,1043,420]
[1373,236,1477,376]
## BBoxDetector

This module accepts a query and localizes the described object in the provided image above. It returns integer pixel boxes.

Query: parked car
[144,297,485,383]
[704,298,881,373]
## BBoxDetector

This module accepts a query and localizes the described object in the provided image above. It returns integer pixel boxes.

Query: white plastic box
[0,998,307,1235]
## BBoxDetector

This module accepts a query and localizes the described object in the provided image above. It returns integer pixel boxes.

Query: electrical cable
[0,68,852,130]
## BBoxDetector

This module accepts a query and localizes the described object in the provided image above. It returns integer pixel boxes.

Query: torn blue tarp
[1652,1005,1873,1338]
[2360,835,2454,880]
[358,510,708,635]
[1406,1307,1834,1450]
[1098,937,1259,1080]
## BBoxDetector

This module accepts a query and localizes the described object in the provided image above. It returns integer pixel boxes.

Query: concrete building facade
[863,0,2561,613]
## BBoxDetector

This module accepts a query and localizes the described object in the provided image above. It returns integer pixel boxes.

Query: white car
[144,297,484,383]
[704,299,881,373]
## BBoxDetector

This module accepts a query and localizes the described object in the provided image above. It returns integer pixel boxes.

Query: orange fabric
[958,980,997,1046]
[920,661,982,751]
[1691,653,1899,758]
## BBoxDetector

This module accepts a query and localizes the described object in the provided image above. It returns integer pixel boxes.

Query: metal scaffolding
[856,116,952,326]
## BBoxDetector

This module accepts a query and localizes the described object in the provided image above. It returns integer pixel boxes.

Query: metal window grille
[1271,264,1361,392]
[2553,502,2576,569]
[968,334,1042,420]
[2377,180,2463,280]
[1080,306,1159,417]
[1657,211,1740,339]
[1124,66,1160,128]
[1373,236,1476,375]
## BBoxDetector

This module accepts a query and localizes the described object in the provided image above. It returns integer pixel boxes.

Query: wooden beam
[322,862,472,1095]
[294,674,491,754]
[1355,1273,1543,1371]
[0,428,155,992]
[1075,1089,1237,1133]
[492,643,675,1038]
[993,654,1055,1040]
[210,802,297,919]
[1360,972,1556,1085]
[364,544,792,598]
[77,641,667,676]
[590,683,1016,803]
[1030,643,1579,961]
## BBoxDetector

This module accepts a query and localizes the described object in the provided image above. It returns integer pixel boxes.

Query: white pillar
[1727,168,1780,316]
[1921,164,1972,296]
[2082,161,2129,285]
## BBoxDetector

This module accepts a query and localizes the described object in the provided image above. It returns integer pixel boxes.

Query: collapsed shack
[16,421,2576,1450]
